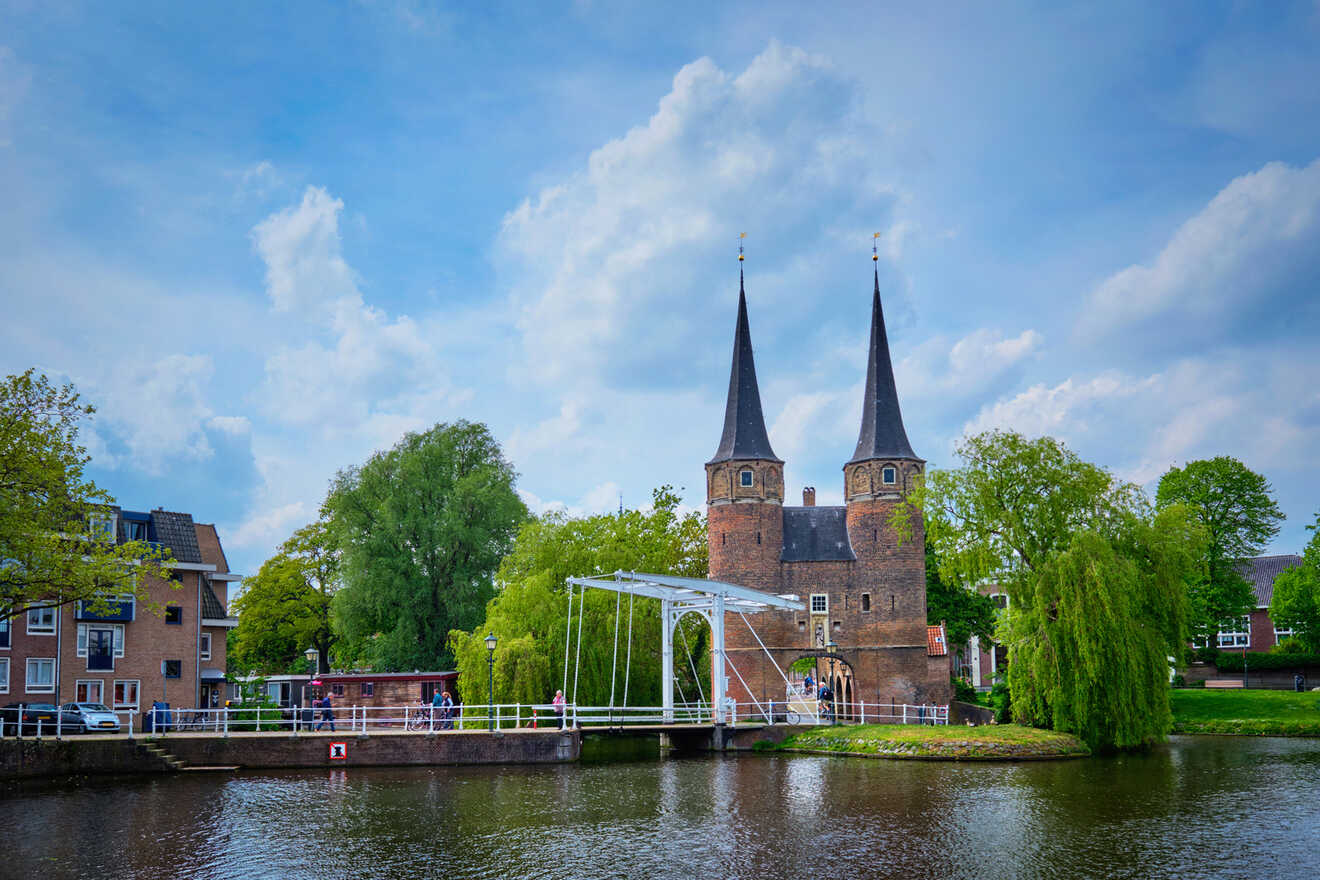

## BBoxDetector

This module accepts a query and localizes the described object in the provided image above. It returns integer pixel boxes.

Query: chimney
[803,487,816,507]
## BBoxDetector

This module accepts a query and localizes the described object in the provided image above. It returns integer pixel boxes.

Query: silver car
[60,702,122,733]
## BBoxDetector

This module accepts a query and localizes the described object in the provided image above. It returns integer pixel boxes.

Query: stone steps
[139,741,186,771]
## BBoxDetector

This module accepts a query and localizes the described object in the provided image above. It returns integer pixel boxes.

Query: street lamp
[303,647,320,729]
[484,632,498,732]
[825,641,838,724]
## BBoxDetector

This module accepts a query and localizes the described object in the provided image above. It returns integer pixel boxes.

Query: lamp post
[484,632,498,732]
[826,641,838,724]
[303,647,319,729]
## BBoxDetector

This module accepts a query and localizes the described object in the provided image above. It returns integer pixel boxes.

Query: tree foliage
[1270,511,1320,652]
[894,430,1201,751]
[449,487,708,710]
[1,369,173,621]
[229,518,339,674]
[327,421,528,671]
[1156,456,1284,642]
[924,536,998,649]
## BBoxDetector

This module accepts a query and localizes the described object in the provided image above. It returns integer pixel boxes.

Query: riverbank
[772,723,1090,760]
[1170,689,1320,736]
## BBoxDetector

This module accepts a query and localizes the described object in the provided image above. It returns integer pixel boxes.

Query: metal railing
[0,703,139,740]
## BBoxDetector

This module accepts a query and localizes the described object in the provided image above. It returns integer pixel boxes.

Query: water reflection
[2,736,1318,879]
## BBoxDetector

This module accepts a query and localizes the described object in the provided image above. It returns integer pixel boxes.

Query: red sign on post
[329,742,347,760]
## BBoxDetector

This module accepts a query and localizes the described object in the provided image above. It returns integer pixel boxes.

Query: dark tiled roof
[201,582,227,619]
[1238,554,1304,607]
[150,509,202,563]
[781,506,856,562]
[849,269,920,464]
[927,624,948,657]
[708,272,782,464]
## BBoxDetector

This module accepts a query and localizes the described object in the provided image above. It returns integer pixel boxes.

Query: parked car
[61,702,123,734]
[2,702,75,736]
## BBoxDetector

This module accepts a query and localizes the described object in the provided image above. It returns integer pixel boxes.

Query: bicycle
[406,707,433,731]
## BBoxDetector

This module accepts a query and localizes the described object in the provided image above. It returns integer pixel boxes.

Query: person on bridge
[439,691,455,730]
[552,689,566,728]
[316,694,336,732]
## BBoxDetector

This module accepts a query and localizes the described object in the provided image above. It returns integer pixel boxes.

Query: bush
[951,676,978,703]
[1171,674,1187,688]
[1272,637,1307,654]
[1214,652,1320,672]
[989,682,1012,724]
[1192,646,1220,664]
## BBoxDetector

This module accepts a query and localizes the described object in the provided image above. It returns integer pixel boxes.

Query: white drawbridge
[563,571,805,723]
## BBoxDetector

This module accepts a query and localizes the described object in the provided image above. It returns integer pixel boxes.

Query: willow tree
[893,430,1202,751]
[449,487,708,709]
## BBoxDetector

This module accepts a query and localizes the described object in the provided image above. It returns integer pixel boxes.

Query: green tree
[1,369,173,621]
[449,487,708,711]
[1156,457,1284,644]
[1270,512,1320,652]
[229,518,339,674]
[894,430,1200,751]
[327,420,528,671]
[924,535,998,649]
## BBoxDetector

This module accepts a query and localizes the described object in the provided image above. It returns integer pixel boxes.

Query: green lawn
[773,723,1088,760]
[1170,689,1320,736]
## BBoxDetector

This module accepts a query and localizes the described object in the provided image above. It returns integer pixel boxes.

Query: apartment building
[0,508,240,716]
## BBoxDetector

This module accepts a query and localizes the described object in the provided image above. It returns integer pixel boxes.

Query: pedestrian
[440,690,455,730]
[803,672,814,696]
[552,689,566,728]
[317,693,336,732]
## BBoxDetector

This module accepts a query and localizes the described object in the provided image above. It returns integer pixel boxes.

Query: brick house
[0,507,239,720]
[708,268,949,711]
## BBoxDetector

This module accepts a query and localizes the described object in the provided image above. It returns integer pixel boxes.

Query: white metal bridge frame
[564,571,805,724]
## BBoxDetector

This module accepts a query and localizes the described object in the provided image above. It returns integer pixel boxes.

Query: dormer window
[882,466,897,485]
[739,469,754,488]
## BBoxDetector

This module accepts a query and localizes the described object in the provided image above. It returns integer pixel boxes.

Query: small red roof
[926,624,947,657]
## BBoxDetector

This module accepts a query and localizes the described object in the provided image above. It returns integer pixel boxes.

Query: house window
[990,593,1009,610]
[861,593,871,613]
[810,593,828,614]
[75,679,104,703]
[89,511,117,541]
[0,658,8,694]
[1217,618,1251,649]
[27,604,57,635]
[0,614,8,648]
[114,680,140,710]
[332,683,345,697]
[739,469,754,487]
[882,466,897,485]
[200,632,212,660]
[1275,626,1295,645]
[26,658,56,693]
[361,682,374,697]
[77,624,125,658]
[163,659,182,679]
[165,606,183,625]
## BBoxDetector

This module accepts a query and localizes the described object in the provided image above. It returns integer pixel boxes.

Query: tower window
[882,466,897,485]
[739,469,754,487]
[861,593,871,612]
[891,594,896,613]
[810,593,828,614]
[756,531,762,545]
[721,532,726,546]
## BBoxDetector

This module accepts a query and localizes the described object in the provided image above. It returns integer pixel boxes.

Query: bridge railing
[729,700,950,726]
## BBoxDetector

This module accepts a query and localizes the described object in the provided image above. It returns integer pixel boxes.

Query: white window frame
[882,466,897,485]
[75,679,104,704]
[1217,617,1251,649]
[200,631,212,660]
[739,469,754,488]
[27,604,57,635]
[989,593,1009,610]
[113,679,140,710]
[76,623,125,659]
[1274,626,1295,645]
[0,657,9,694]
[26,657,56,693]
[810,593,828,614]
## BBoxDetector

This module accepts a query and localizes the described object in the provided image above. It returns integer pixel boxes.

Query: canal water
[2,736,1317,879]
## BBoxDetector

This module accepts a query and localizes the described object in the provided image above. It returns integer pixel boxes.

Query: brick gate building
[707,267,949,709]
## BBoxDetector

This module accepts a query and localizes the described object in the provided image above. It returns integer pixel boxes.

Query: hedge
[1212,652,1320,672]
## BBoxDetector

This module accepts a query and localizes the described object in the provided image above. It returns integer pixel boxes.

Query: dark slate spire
[708,269,782,464]
[849,269,920,463]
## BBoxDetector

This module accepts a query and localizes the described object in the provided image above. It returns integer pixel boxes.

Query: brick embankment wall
[158,729,579,769]
[1,738,167,779]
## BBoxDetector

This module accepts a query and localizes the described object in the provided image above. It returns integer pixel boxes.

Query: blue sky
[2,1,1318,575]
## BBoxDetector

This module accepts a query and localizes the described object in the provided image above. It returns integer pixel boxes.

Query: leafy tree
[1270,511,1320,652]
[229,518,339,674]
[1156,457,1284,644]
[327,421,528,671]
[924,536,998,649]
[894,430,1201,751]
[1,369,173,621]
[449,487,708,710]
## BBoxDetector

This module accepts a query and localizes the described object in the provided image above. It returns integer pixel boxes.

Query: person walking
[552,689,566,729]
[317,694,336,732]
[440,690,455,730]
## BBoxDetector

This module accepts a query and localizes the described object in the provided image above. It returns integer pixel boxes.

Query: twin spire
[709,259,918,467]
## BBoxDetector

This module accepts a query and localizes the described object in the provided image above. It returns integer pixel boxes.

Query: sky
[2,0,1318,576]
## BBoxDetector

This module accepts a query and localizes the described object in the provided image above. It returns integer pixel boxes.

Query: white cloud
[227,501,309,551]
[1078,158,1320,344]
[897,327,1044,402]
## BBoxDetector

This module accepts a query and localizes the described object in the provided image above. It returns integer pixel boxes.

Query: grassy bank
[773,723,1089,760]
[1170,689,1320,736]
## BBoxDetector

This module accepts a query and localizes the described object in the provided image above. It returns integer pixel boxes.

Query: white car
[60,702,122,733]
